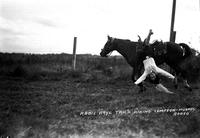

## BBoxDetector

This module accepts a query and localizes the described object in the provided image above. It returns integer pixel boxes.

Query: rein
[107,51,113,57]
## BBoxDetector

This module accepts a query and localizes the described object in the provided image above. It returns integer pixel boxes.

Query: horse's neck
[114,40,136,66]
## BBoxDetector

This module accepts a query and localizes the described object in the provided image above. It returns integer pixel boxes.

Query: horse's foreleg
[132,72,146,92]
[138,82,146,92]
[131,68,136,82]
[173,73,178,89]
[183,79,192,91]
[132,66,146,93]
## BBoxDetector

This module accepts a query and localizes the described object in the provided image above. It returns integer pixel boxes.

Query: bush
[12,65,28,77]
[111,66,132,81]
[67,69,83,79]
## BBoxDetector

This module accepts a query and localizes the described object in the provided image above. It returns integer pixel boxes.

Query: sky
[0,0,200,55]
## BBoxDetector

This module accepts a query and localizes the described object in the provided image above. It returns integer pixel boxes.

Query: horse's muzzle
[100,51,107,57]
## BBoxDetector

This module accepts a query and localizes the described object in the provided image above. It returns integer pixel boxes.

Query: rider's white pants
[134,57,175,85]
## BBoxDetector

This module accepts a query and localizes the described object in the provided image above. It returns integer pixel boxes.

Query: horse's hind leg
[169,68,178,89]
[183,79,192,91]
[178,67,192,91]
[171,66,191,91]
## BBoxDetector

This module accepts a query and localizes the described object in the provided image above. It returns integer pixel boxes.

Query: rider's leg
[155,83,174,94]
[155,67,175,80]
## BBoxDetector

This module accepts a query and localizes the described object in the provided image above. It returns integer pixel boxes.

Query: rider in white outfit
[135,56,175,85]
[135,29,175,94]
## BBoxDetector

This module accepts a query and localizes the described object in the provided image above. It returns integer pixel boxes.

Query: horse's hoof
[174,85,178,89]
[188,87,192,91]
[184,86,192,91]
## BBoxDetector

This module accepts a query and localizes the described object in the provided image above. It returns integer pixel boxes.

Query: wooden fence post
[169,0,176,74]
[170,0,176,42]
[72,37,77,70]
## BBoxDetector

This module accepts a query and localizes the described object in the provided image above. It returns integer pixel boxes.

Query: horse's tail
[179,43,193,58]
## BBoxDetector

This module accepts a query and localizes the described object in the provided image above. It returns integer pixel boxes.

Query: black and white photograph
[0,0,200,137]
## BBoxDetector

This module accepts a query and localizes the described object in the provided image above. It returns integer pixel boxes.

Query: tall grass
[0,52,199,82]
[0,53,129,82]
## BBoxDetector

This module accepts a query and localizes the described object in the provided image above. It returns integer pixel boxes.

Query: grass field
[0,53,200,138]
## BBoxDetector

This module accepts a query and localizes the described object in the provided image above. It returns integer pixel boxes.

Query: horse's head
[100,36,116,57]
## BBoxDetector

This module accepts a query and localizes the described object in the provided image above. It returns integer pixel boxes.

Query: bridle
[107,51,113,57]
[101,37,115,57]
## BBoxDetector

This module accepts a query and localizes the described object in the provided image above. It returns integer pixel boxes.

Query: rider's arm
[134,71,148,85]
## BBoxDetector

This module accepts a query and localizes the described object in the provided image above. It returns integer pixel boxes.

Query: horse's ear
[107,35,111,40]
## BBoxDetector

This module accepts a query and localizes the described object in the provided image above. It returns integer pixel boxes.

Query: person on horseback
[135,29,175,94]
[137,29,153,46]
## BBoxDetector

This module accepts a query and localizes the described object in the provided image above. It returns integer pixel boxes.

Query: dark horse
[100,36,193,91]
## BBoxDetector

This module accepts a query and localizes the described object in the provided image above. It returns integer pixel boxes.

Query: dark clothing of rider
[147,75,160,84]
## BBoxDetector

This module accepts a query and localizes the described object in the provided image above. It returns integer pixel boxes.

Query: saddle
[151,41,167,56]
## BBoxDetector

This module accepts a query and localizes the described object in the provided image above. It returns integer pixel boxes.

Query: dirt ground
[0,76,200,138]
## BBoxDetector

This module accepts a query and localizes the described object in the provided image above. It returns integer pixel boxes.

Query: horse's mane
[114,38,138,47]
[115,38,131,42]
[151,40,163,46]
